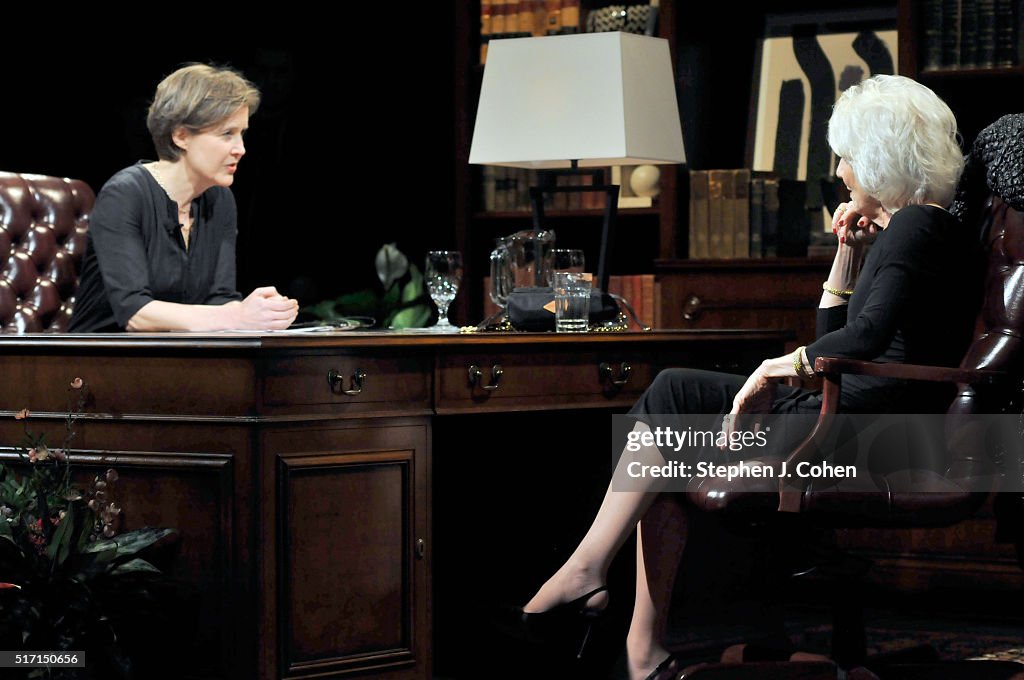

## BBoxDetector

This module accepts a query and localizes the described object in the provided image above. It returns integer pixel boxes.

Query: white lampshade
[469,31,686,169]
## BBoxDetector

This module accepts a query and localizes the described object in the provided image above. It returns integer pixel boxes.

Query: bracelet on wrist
[793,346,815,379]
[823,281,854,299]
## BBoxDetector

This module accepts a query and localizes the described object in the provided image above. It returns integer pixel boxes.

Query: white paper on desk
[219,320,366,333]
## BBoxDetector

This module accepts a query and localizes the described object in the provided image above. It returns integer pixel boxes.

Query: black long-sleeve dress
[630,204,983,422]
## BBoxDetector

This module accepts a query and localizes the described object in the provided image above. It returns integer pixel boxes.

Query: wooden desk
[0,329,788,680]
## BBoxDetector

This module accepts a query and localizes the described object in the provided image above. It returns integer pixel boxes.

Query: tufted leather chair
[0,172,92,332]
[680,117,1024,677]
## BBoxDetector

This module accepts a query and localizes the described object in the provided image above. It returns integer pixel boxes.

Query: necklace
[148,163,193,249]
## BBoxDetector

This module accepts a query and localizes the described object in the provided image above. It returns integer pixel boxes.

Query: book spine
[689,170,710,259]
[942,0,963,68]
[532,0,547,36]
[733,169,751,259]
[506,0,520,36]
[483,276,501,319]
[961,0,980,67]
[995,0,1017,65]
[517,0,534,36]
[560,0,580,33]
[480,0,492,65]
[494,167,508,212]
[653,279,663,329]
[923,0,945,70]
[1018,0,1024,65]
[492,0,507,38]
[763,178,780,258]
[749,177,764,259]
[641,274,655,329]
[978,0,998,67]
[545,0,562,35]
[708,170,734,259]
[608,274,623,303]
[707,170,727,259]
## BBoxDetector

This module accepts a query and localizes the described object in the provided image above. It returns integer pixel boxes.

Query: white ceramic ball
[630,165,661,197]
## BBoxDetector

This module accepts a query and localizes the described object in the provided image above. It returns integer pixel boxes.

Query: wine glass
[425,250,463,331]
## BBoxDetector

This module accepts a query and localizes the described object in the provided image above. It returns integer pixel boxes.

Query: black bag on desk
[506,287,620,331]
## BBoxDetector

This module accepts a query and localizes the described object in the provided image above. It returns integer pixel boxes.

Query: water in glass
[425,250,463,330]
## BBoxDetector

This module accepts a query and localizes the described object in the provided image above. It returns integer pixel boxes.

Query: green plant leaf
[375,243,409,290]
[333,289,380,317]
[381,280,401,310]
[388,305,433,329]
[110,557,162,575]
[69,545,120,580]
[402,264,425,302]
[83,527,175,558]
[45,504,76,568]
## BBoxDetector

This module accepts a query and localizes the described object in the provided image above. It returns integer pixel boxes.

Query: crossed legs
[523,369,753,679]
[522,420,689,680]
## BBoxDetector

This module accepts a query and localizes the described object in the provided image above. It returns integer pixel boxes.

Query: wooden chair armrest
[778,358,1010,512]
[814,357,1008,385]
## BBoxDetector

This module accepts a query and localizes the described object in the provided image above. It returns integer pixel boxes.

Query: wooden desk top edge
[0,329,793,351]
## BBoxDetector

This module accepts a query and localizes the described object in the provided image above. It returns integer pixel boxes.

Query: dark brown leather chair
[682,117,1024,677]
[0,171,92,332]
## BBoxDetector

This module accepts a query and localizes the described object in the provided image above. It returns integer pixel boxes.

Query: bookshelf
[898,0,1024,145]
[452,0,680,326]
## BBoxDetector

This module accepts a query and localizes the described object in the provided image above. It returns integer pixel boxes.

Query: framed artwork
[747,9,898,221]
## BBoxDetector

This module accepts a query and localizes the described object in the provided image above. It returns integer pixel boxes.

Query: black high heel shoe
[644,652,681,680]
[519,585,609,659]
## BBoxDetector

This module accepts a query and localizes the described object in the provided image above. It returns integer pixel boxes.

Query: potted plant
[0,379,181,679]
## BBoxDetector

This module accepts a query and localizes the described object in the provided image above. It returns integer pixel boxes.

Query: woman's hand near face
[235,287,299,330]
[832,202,879,247]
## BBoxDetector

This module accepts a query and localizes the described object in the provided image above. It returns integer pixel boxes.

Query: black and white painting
[750,21,898,218]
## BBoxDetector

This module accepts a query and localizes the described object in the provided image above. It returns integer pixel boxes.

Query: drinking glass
[425,250,463,331]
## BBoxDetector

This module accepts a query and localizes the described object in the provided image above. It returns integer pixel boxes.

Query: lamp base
[530,170,619,294]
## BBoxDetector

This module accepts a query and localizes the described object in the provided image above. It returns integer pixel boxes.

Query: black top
[804,204,983,411]
[69,163,242,332]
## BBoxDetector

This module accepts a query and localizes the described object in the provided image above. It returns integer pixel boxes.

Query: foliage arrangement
[0,379,178,679]
[302,243,435,329]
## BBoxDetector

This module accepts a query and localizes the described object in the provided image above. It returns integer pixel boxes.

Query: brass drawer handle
[327,369,366,396]
[599,362,632,387]
[416,538,426,560]
[468,364,503,391]
[681,294,702,322]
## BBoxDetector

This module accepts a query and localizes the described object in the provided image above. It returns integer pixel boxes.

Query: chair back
[0,172,92,332]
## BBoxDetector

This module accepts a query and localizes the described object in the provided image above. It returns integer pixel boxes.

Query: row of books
[480,0,581,63]
[921,0,1024,70]
[483,274,660,330]
[481,167,608,212]
[690,170,773,259]
[690,170,837,260]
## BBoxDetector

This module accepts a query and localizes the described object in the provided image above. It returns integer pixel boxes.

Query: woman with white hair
[518,75,982,680]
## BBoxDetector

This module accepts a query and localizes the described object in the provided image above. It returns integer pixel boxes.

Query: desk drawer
[262,354,431,414]
[437,349,655,413]
[0,355,255,418]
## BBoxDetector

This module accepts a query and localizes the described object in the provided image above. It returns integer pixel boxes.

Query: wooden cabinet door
[262,419,430,680]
